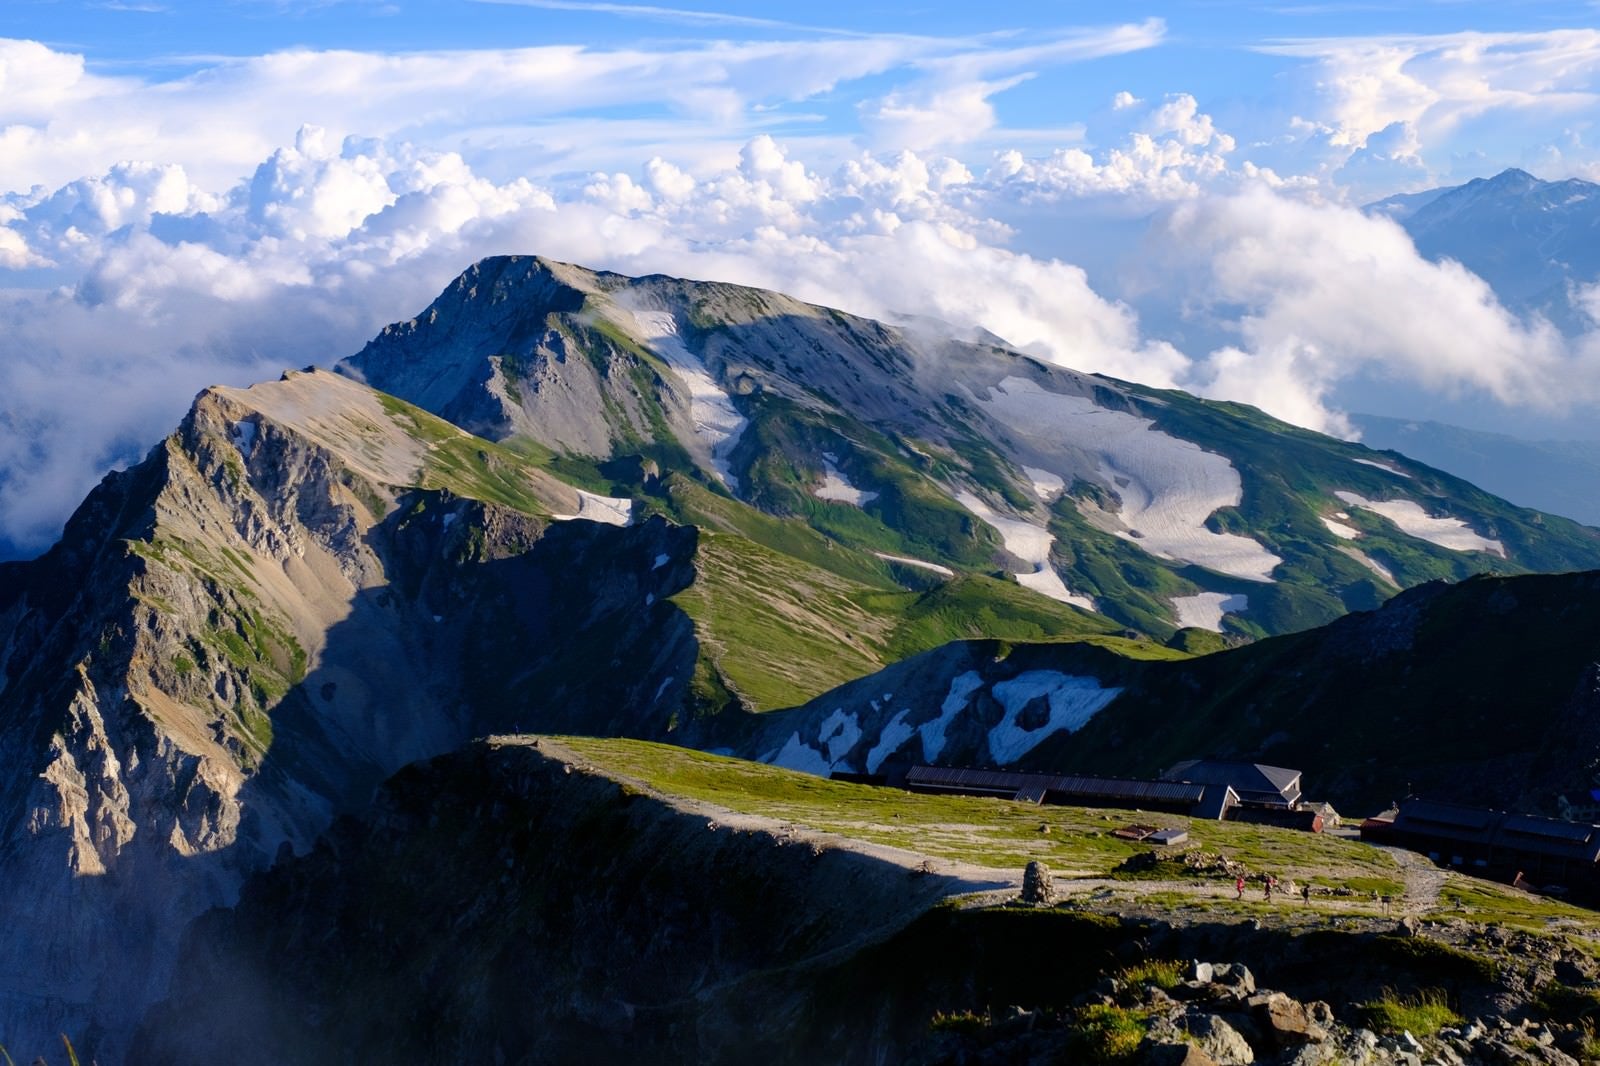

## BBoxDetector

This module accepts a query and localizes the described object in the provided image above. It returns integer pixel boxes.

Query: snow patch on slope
[1335,491,1504,556]
[818,709,863,764]
[1352,457,1412,479]
[1338,546,1396,585]
[1023,466,1065,501]
[1170,592,1248,633]
[770,732,832,776]
[921,671,985,762]
[979,377,1281,583]
[866,709,915,773]
[987,671,1122,764]
[626,307,747,490]
[954,490,1096,610]
[873,552,955,578]
[1321,515,1362,540]
[550,489,633,527]
[814,453,878,506]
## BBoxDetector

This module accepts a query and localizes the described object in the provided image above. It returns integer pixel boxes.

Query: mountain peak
[1482,166,1540,189]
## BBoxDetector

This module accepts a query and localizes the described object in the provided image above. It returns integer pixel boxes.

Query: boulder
[1210,963,1256,995]
[1247,992,1327,1048]
[1180,1012,1255,1065]
[1020,861,1056,905]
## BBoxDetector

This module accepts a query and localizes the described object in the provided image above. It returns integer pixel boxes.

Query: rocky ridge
[0,371,697,1058]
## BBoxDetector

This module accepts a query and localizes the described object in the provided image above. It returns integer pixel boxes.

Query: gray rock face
[1180,1012,1255,1064]
[0,374,699,1062]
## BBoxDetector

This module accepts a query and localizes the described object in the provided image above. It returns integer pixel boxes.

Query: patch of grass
[1316,875,1408,897]
[1116,958,1185,991]
[1166,628,1230,656]
[929,1008,988,1035]
[376,391,565,516]
[670,531,895,711]
[1535,983,1600,1025]
[1067,1003,1149,1063]
[1361,987,1461,1037]
[1577,1020,1600,1062]
[665,508,1129,712]
[1436,883,1600,931]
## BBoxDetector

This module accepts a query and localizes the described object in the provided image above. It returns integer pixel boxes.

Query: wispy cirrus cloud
[0,22,1165,191]
[468,0,859,35]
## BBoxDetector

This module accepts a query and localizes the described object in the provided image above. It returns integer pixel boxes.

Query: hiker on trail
[1263,876,1271,900]
[1235,876,1245,900]
[1302,882,1311,905]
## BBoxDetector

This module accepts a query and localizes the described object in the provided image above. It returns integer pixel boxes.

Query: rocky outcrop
[0,377,701,1061]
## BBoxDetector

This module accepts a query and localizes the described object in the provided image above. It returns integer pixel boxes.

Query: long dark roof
[1162,759,1302,800]
[905,765,1207,806]
[1392,800,1600,863]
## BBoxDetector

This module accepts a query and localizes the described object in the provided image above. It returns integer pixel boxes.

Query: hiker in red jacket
[1235,876,1245,900]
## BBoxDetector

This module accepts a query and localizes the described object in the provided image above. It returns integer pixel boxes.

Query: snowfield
[986,671,1122,763]
[1335,491,1504,556]
[813,453,878,506]
[627,307,748,490]
[979,377,1281,582]
[954,489,1095,610]
[1170,592,1248,633]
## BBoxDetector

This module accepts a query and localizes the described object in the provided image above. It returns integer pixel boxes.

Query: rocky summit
[6,257,1600,1062]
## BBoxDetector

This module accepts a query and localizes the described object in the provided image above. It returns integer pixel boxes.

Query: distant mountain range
[1367,167,1600,333]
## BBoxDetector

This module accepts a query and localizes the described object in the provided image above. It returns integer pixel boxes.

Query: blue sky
[8,0,1600,189]
[1,0,1600,554]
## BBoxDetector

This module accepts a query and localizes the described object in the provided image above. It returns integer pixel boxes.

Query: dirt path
[1381,846,1448,915]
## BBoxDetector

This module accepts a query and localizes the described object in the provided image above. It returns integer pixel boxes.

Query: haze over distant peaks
[1367,167,1600,332]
